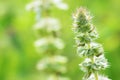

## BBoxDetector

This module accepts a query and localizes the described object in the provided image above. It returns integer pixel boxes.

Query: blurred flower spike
[26,0,69,80]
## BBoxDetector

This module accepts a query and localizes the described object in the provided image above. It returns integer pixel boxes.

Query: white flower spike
[72,7,111,80]
[26,0,69,80]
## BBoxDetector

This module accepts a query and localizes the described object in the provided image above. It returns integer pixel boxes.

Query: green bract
[80,55,108,73]
[77,43,104,57]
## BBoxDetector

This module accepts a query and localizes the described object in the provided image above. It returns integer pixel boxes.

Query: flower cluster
[80,55,108,72]
[72,7,110,80]
[26,0,69,80]
[26,0,68,21]
[34,18,60,34]
[34,37,64,53]
[26,0,68,11]
[37,55,68,73]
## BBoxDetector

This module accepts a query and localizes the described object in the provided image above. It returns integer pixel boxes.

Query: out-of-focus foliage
[0,0,120,80]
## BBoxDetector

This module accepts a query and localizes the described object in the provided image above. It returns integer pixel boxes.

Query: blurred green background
[0,0,120,80]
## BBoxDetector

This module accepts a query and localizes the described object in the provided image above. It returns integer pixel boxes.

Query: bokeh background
[0,0,120,80]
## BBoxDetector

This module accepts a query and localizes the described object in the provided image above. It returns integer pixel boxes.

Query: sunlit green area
[0,0,120,80]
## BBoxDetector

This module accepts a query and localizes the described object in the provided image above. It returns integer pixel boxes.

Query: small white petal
[54,55,68,63]
[36,58,48,70]
[26,0,41,11]
[36,62,45,70]
[34,38,47,47]
[54,38,65,49]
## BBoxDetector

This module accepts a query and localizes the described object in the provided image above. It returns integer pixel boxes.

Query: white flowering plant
[26,0,69,80]
[72,7,111,80]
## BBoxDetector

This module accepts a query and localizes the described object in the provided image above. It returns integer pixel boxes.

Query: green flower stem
[43,1,59,79]
[90,56,98,80]
[89,43,98,80]
[90,57,99,80]
[94,72,98,80]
